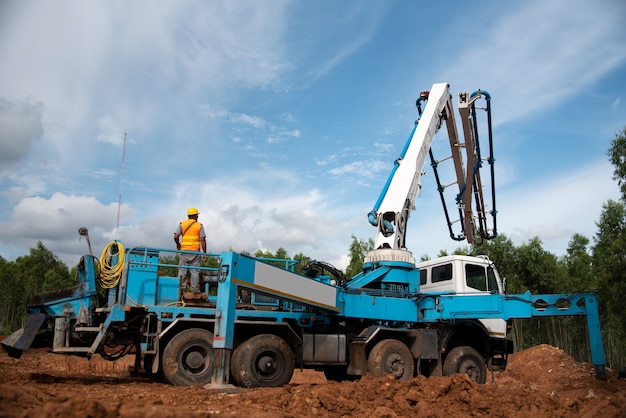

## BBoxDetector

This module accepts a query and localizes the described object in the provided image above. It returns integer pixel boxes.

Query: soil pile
[0,343,624,417]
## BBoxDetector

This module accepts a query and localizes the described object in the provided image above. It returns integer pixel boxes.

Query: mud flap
[1,312,47,358]
[347,340,367,376]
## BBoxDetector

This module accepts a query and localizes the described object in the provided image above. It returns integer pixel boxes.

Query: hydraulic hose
[98,241,125,289]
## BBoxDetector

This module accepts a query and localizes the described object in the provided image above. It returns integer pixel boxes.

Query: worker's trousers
[178,253,201,293]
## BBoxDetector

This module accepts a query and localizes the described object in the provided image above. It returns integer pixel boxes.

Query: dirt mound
[0,343,624,417]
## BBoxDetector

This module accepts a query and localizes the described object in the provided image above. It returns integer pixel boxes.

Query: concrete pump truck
[2,83,607,388]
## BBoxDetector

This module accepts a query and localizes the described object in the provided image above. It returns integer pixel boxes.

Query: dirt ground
[1,342,624,418]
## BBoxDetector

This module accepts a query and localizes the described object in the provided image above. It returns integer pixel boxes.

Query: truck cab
[418,254,503,295]
[418,254,511,374]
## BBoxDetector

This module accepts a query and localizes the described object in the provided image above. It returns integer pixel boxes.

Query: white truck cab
[418,254,508,343]
[418,254,503,294]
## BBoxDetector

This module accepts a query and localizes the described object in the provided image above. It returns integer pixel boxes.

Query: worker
[174,207,207,299]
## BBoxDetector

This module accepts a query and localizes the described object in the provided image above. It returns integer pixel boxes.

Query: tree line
[1,128,625,369]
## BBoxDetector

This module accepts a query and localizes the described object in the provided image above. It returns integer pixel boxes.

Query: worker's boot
[182,291,203,300]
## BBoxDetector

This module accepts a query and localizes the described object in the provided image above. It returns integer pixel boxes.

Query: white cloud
[315,154,339,167]
[95,116,127,147]
[266,128,301,144]
[0,1,293,174]
[613,98,621,109]
[0,98,44,172]
[328,160,388,179]
[396,158,622,260]
[0,192,134,264]
[497,159,620,254]
[199,105,303,147]
[439,0,626,126]
[0,0,624,276]
[299,3,384,85]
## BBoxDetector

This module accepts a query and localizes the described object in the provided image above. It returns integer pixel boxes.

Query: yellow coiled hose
[98,241,125,289]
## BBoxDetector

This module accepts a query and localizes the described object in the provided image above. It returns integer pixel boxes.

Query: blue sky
[1,0,625,270]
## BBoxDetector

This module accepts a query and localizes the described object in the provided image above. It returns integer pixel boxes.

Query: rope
[98,241,125,289]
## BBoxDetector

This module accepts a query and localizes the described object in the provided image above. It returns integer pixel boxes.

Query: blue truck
[2,83,607,387]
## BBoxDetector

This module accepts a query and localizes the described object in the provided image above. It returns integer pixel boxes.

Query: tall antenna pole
[115,132,127,238]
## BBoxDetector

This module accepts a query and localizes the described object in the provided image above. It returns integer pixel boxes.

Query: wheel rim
[384,353,408,378]
[231,334,295,388]
[458,358,480,381]
[254,351,282,381]
[368,339,414,380]
[162,329,215,386]
[181,344,211,375]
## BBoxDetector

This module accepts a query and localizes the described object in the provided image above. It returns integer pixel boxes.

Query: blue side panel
[124,249,161,306]
[417,293,509,321]
[341,293,420,322]
[346,267,391,289]
[155,276,180,305]
[347,263,420,293]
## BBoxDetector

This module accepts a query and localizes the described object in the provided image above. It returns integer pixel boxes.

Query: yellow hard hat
[187,207,199,216]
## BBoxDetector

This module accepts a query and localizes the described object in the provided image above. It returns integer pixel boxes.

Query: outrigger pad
[1,312,47,359]
[595,364,608,382]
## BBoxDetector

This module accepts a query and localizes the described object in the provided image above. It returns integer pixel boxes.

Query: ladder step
[75,326,100,332]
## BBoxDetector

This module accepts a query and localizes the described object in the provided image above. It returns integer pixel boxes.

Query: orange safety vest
[179,219,202,251]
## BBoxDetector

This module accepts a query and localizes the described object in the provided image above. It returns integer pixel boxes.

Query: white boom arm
[366,82,497,266]
[367,83,458,260]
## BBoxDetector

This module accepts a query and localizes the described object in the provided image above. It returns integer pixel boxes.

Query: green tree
[515,237,565,294]
[0,256,18,334]
[345,235,374,279]
[158,255,180,277]
[292,252,311,275]
[555,233,594,361]
[17,241,73,294]
[592,200,626,368]
[0,242,73,333]
[253,248,296,269]
[471,234,519,292]
[452,246,469,255]
[607,127,626,201]
[509,237,579,355]
[564,233,593,292]
[253,249,270,258]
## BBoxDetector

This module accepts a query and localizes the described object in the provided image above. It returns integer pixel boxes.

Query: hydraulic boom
[367,83,497,266]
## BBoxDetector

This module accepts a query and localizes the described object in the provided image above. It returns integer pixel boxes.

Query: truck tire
[367,339,414,380]
[162,328,215,386]
[442,346,486,384]
[230,334,294,388]
[229,343,244,387]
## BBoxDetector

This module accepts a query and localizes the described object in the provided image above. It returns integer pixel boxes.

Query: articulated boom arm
[432,89,497,243]
[367,83,454,253]
[367,83,497,264]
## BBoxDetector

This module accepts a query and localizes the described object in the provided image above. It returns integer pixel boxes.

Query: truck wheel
[162,328,215,386]
[443,346,486,384]
[230,334,294,388]
[367,339,414,380]
[229,343,244,387]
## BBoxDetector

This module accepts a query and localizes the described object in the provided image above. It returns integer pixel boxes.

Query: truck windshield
[465,264,500,293]
[465,264,485,291]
